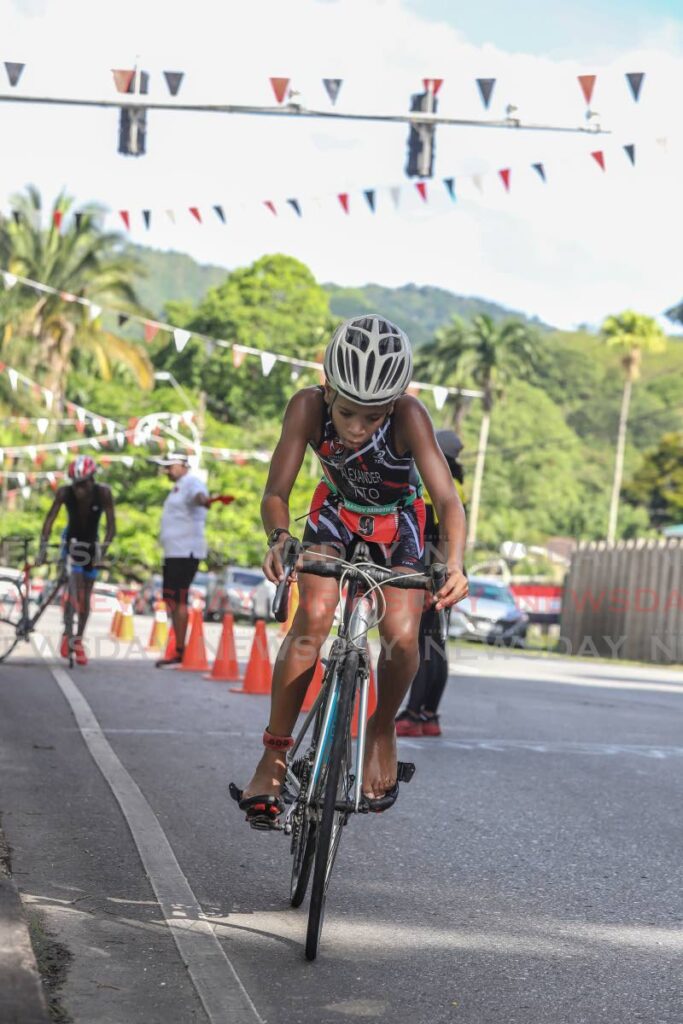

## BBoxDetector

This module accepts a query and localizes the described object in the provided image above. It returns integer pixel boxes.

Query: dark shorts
[303,481,426,570]
[162,557,199,606]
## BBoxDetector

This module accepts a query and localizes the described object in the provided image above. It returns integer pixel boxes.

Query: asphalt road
[1,607,682,1024]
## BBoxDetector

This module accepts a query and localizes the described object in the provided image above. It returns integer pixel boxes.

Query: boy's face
[324,386,393,449]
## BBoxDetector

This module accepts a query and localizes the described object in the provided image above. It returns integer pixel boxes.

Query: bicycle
[231,536,447,961]
[0,536,89,667]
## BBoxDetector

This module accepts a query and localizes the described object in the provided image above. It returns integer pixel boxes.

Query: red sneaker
[421,715,442,737]
[60,634,69,659]
[73,639,88,666]
[395,712,424,738]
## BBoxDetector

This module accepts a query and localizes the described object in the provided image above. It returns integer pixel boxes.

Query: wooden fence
[559,538,683,664]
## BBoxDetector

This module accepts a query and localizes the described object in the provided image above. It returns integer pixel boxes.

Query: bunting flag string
[85,133,647,233]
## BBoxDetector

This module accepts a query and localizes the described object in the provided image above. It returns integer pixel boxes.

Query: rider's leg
[365,585,423,798]
[75,576,95,638]
[242,564,339,800]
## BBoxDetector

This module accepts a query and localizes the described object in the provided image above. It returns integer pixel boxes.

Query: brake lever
[272,537,303,623]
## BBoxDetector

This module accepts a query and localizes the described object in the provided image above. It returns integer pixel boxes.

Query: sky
[1,0,682,331]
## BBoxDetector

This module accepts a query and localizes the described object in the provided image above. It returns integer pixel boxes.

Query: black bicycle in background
[245,536,447,960]
[0,536,73,665]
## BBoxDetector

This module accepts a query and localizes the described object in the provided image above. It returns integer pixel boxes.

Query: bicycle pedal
[396,761,416,783]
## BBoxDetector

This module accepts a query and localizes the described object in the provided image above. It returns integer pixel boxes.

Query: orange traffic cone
[162,625,177,661]
[118,598,135,642]
[301,658,324,712]
[110,593,122,638]
[204,613,240,682]
[147,601,169,651]
[280,581,299,635]
[231,620,272,695]
[178,608,209,671]
[351,658,378,738]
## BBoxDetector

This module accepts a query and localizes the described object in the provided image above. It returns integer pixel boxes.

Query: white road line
[38,646,264,1024]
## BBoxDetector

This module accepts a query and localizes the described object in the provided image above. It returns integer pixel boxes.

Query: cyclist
[237,314,468,824]
[38,456,116,665]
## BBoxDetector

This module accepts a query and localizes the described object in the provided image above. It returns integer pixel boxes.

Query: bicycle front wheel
[0,576,24,663]
[305,648,359,961]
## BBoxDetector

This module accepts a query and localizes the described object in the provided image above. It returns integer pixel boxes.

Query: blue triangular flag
[287,198,302,217]
[363,189,376,212]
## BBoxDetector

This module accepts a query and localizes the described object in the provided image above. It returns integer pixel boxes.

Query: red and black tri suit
[302,389,426,569]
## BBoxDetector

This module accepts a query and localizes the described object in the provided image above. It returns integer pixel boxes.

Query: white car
[449,575,528,646]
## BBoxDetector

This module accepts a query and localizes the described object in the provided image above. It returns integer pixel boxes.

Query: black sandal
[363,761,416,814]
[229,729,293,830]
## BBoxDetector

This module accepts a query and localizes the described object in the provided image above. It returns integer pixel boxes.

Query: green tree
[600,310,667,543]
[413,317,473,430]
[0,186,152,404]
[157,254,335,423]
[458,315,542,548]
[623,431,683,528]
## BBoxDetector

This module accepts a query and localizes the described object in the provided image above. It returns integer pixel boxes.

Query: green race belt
[323,479,422,516]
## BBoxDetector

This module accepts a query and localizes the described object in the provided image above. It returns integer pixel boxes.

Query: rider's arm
[395,397,468,609]
[101,486,116,551]
[261,389,320,582]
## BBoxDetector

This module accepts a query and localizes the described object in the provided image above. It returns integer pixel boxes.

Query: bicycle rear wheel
[305,649,358,961]
[0,576,23,663]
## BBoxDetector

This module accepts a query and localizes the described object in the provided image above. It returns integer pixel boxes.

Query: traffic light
[405,91,438,178]
[118,70,149,157]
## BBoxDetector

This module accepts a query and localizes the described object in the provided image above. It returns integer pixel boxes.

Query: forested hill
[130,245,551,342]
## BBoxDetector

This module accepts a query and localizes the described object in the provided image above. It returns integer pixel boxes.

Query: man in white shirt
[155,453,213,667]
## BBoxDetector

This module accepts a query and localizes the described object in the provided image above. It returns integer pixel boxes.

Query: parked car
[449,575,529,646]
[204,566,267,622]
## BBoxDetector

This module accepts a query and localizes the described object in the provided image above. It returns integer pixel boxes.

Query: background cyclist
[236,314,468,825]
[38,456,116,665]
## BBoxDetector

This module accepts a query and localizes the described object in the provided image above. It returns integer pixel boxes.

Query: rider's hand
[209,494,235,506]
[434,563,468,611]
[263,536,291,584]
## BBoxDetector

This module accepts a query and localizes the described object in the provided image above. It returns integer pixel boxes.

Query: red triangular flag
[422,78,443,96]
[323,78,342,104]
[189,207,202,223]
[499,168,511,192]
[338,193,350,213]
[263,200,277,216]
[591,150,605,171]
[415,182,428,202]
[625,72,644,102]
[269,77,290,104]
[119,210,130,230]
[578,74,596,105]
[53,210,63,230]
[112,69,135,94]
[144,321,160,343]
[5,62,25,87]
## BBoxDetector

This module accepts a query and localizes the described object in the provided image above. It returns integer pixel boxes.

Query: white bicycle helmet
[324,314,413,405]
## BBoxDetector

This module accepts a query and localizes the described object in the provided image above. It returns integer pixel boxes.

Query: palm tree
[600,310,667,543]
[459,315,541,549]
[0,186,152,405]
[413,317,472,431]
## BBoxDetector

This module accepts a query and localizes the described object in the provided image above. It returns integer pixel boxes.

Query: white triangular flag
[3,272,17,289]
[27,446,37,461]
[433,386,449,410]
[88,304,102,322]
[261,351,277,376]
[90,439,101,450]
[36,418,49,435]
[174,328,191,352]
[8,368,18,390]
[170,415,179,431]
[116,433,125,448]
[0,448,4,465]
[75,405,86,423]
[389,186,401,209]
[181,411,194,425]
[122,456,134,468]
[17,472,26,486]
[471,174,484,193]
[21,486,31,499]
[59,443,68,457]
[47,472,56,484]
[42,388,54,411]
[92,417,102,434]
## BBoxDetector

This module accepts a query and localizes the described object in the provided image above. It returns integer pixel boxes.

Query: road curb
[0,828,51,1024]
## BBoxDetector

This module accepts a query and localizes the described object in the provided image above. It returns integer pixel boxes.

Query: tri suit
[61,484,105,580]
[302,388,426,569]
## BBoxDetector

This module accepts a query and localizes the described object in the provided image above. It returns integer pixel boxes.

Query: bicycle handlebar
[272,538,450,640]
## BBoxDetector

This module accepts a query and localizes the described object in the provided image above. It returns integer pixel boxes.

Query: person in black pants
[396,430,465,737]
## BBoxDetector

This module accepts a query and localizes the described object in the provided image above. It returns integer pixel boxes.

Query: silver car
[449,576,528,646]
